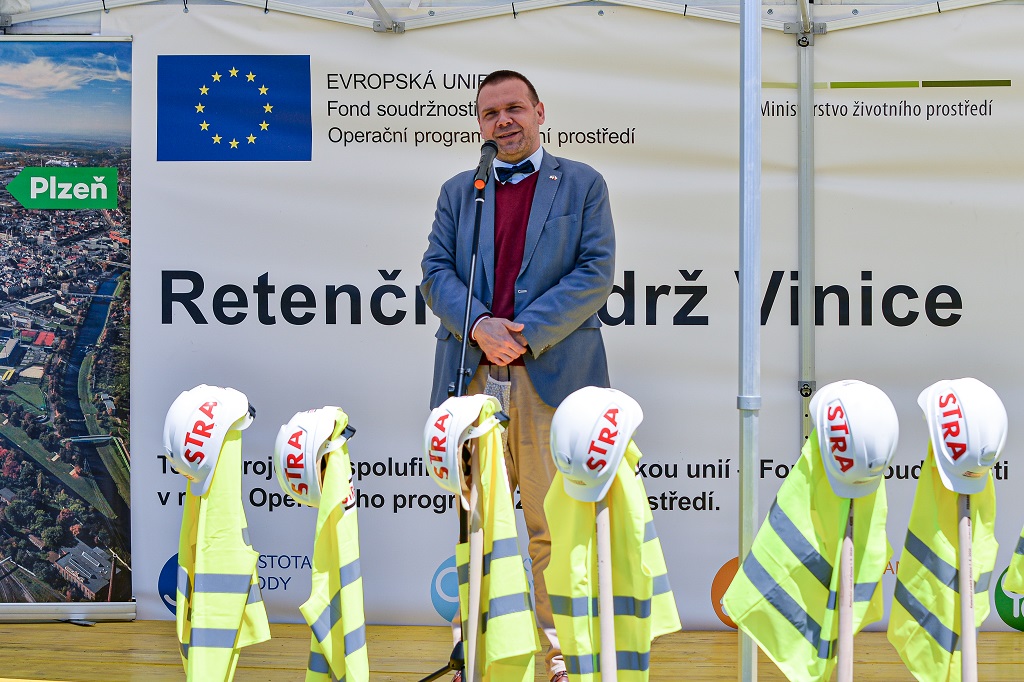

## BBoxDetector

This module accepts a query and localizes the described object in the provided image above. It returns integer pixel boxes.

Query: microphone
[473,140,499,190]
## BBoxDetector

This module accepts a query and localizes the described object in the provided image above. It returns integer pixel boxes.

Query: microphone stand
[419,154,492,682]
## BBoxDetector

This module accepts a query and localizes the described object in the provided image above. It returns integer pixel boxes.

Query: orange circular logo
[710,557,739,629]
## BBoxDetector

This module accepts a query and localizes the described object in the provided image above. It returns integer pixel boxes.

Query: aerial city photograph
[0,39,131,604]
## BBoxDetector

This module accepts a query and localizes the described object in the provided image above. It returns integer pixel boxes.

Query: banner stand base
[0,601,136,623]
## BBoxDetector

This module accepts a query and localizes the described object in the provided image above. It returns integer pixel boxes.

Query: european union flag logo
[157,55,312,161]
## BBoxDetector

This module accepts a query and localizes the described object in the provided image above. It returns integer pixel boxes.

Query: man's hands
[472,317,528,366]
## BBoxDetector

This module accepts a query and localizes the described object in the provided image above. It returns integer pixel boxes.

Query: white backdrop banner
[112,4,1024,630]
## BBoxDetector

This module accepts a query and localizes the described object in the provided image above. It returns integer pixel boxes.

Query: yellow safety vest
[177,429,271,682]
[299,411,369,682]
[887,446,997,682]
[723,434,890,682]
[455,399,539,682]
[1004,527,1024,594]
[544,441,681,682]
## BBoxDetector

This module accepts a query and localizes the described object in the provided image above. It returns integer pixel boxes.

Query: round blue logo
[158,554,178,615]
[430,554,459,622]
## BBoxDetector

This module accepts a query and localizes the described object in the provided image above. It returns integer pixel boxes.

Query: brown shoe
[550,673,569,682]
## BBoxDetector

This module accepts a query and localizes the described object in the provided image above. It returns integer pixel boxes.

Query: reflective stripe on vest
[740,550,835,661]
[545,441,681,682]
[768,500,883,613]
[893,580,958,655]
[887,446,998,682]
[454,398,538,681]
[903,531,992,595]
[455,537,533,634]
[457,537,521,584]
[1001,531,1024,594]
[307,651,341,681]
[299,417,369,682]
[723,435,890,682]
[564,650,652,676]
[176,430,271,682]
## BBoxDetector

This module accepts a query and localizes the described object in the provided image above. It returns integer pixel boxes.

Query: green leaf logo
[994,567,1024,631]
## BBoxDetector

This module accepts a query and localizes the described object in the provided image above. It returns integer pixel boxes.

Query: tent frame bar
[217,0,579,32]
[1,0,1013,33]
[2,0,158,26]
[365,0,403,33]
[784,12,822,440]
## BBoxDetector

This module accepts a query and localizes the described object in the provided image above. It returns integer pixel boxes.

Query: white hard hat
[810,380,899,499]
[917,378,1007,494]
[274,406,354,508]
[424,394,503,510]
[550,386,643,503]
[162,384,254,496]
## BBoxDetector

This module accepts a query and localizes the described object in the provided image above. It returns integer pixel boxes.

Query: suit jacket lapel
[477,178,496,295]
[520,153,560,276]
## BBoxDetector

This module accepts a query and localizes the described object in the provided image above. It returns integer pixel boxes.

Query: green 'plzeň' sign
[5,167,118,209]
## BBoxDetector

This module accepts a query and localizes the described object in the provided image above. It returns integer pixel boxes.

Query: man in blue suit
[420,70,615,682]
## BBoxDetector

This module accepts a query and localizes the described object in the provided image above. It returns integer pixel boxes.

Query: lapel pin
[549,175,557,180]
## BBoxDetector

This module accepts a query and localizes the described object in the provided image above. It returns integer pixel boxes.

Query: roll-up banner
[112,4,1024,630]
[0,36,133,620]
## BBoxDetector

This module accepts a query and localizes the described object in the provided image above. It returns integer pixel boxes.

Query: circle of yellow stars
[194,67,273,149]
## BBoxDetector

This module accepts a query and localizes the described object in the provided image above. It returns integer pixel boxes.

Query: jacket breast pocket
[544,214,578,234]
[540,215,581,262]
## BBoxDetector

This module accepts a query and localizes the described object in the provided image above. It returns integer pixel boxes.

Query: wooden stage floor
[0,621,1022,681]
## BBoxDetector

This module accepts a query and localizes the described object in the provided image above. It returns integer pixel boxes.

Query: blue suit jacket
[421,150,615,409]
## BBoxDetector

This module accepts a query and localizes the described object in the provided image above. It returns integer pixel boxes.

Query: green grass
[79,355,130,507]
[112,274,127,299]
[0,421,114,518]
[8,383,45,413]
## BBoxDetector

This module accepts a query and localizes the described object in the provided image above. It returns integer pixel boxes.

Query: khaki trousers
[453,363,563,678]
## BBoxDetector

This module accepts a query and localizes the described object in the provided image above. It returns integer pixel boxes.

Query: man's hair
[476,70,540,106]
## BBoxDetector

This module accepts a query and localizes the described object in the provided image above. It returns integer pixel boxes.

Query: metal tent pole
[737,0,761,677]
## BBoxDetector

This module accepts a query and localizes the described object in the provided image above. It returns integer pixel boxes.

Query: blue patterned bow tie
[495,160,535,184]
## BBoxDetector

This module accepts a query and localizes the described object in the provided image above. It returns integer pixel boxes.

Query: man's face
[477,78,545,164]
